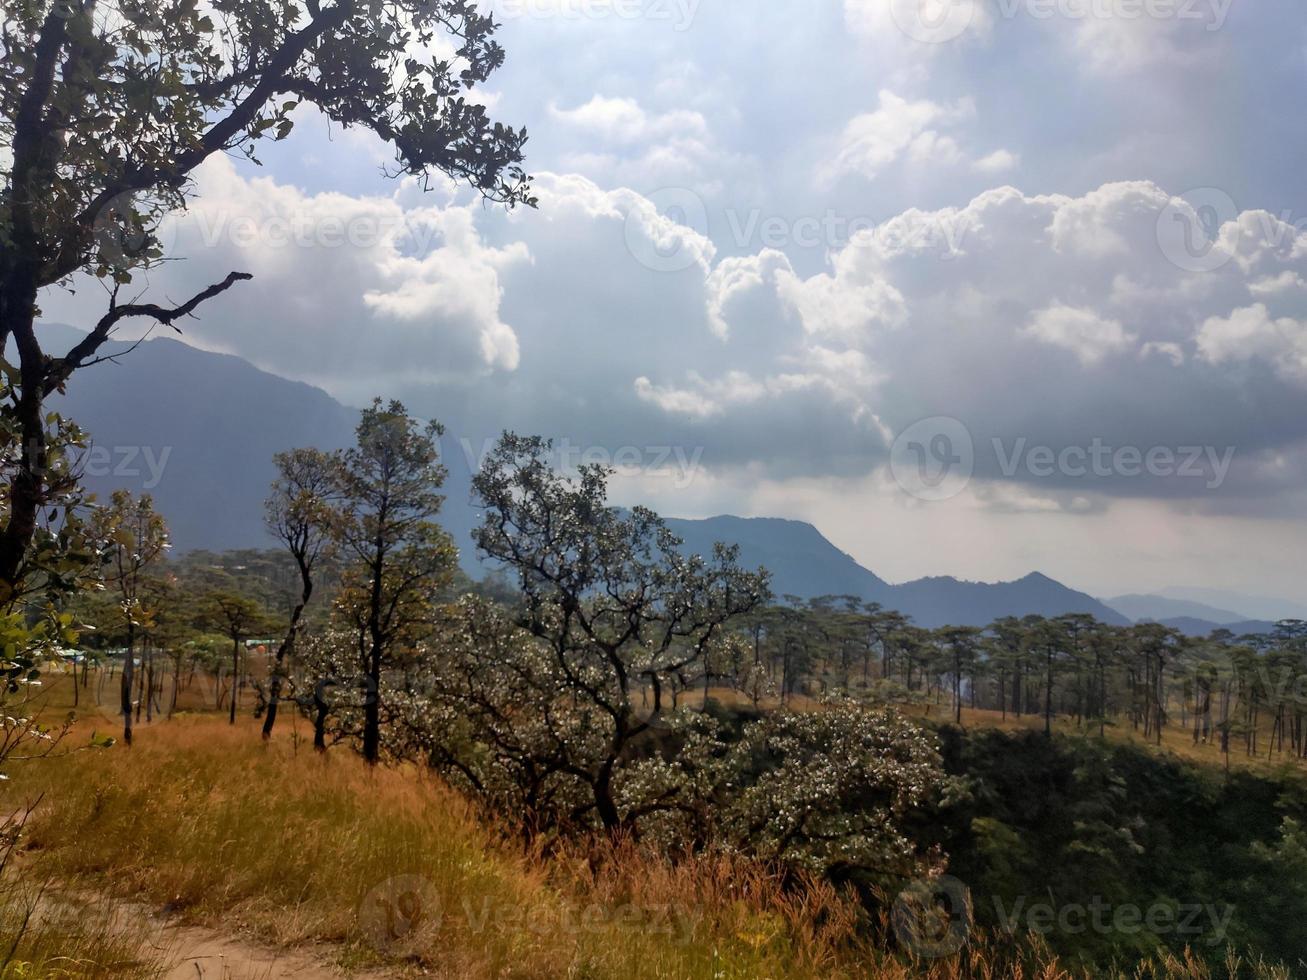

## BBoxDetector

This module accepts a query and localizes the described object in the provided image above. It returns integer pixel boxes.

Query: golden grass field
[0,671,1299,978]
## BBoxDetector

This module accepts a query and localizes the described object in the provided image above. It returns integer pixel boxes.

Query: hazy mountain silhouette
[661,516,890,602]
[40,325,1133,627]
[1156,617,1277,638]
[1158,587,1307,623]
[1104,593,1246,625]
[39,324,359,552]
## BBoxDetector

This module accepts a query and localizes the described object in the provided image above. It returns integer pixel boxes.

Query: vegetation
[1,715,1298,979]
[0,413,1303,975]
[1,3,1289,977]
[0,0,533,597]
[717,600,1307,770]
[0,423,1301,976]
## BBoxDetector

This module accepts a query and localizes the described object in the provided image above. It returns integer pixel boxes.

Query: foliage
[86,489,168,742]
[922,725,1307,969]
[327,399,455,761]
[368,436,956,887]
[0,0,533,594]
[261,446,338,737]
[0,394,93,731]
[406,433,771,833]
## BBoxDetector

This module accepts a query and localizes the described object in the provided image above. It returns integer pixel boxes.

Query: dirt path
[154,922,370,979]
[33,885,390,980]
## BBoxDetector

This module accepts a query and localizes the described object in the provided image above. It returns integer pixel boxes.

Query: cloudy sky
[43,0,1307,599]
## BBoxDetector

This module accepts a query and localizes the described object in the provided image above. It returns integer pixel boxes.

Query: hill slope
[41,324,359,553]
[1158,587,1307,623]
[662,516,890,602]
[662,518,1125,626]
[891,571,1128,628]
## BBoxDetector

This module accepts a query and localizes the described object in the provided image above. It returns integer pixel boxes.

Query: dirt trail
[153,921,371,979]
[31,884,390,980]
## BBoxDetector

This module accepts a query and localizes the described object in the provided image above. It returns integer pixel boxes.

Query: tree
[199,591,273,724]
[331,400,454,763]
[677,703,956,880]
[0,0,534,595]
[449,433,770,835]
[262,447,336,739]
[938,625,982,725]
[89,490,168,745]
[0,399,94,699]
[1129,622,1184,745]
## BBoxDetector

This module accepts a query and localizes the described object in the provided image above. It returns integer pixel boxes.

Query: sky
[41,0,1307,600]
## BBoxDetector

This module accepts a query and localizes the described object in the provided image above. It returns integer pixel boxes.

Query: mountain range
[1144,617,1279,638]
[1103,593,1249,625]
[663,516,1126,627]
[1099,594,1290,637]
[38,322,1282,631]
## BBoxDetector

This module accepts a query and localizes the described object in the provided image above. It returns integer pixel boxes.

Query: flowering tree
[402,433,772,836]
[682,703,954,880]
[402,594,955,882]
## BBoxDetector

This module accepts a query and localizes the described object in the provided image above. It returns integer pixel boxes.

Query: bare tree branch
[44,271,252,395]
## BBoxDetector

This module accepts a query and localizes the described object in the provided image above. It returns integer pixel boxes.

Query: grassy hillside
[1,688,1303,977]
[1,717,876,979]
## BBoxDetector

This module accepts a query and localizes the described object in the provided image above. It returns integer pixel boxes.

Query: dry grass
[2,716,884,979]
[0,879,166,979]
[909,703,1307,777]
[1,676,1296,978]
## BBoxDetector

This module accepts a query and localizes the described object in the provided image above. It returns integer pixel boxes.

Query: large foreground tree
[0,0,533,592]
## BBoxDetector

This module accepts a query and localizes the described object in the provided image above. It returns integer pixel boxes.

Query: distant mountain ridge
[662,516,1126,627]
[1154,617,1278,638]
[1099,593,1289,637]
[34,324,1148,628]
[1159,587,1307,624]
[1103,593,1247,625]
[662,516,889,601]
[38,323,359,553]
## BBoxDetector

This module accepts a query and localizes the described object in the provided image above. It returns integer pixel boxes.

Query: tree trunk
[594,762,620,832]
[1044,648,1054,737]
[0,312,48,591]
[362,644,382,763]
[229,637,240,724]
[144,646,154,723]
[313,682,330,752]
[266,565,314,739]
[120,624,136,746]
[953,652,962,725]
